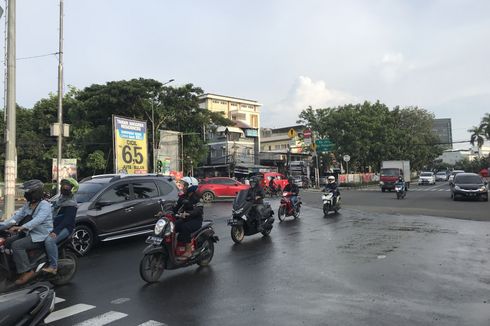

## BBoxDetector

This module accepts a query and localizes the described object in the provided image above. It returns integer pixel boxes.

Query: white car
[435,171,448,181]
[448,170,465,185]
[418,172,436,185]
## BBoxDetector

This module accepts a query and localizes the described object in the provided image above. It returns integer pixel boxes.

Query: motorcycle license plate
[146,236,163,245]
[227,219,239,226]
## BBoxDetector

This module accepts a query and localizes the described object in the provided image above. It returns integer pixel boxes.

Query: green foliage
[297,101,443,172]
[469,113,490,147]
[86,150,107,175]
[454,156,490,173]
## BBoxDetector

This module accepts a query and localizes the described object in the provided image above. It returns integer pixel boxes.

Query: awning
[216,126,244,135]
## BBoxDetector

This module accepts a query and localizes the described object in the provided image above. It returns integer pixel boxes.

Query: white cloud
[379,52,416,83]
[262,76,357,128]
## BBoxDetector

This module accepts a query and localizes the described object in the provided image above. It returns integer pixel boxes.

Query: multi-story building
[198,93,268,177]
[432,118,452,149]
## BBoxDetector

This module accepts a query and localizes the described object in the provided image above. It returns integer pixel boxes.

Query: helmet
[327,176,335,183]
[181,176,199,193]
[249,177,259,188]
[60,178,79,196]
[22,179,44,203]
[398,176,403,181]
[288,177,294,184]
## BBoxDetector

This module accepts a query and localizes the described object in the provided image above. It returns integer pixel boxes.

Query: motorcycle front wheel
[197,239,215,267]
[396,192,401,200]
[231,226,245,244]
[323,204,329,217]
[278,206,286,221]
[140,253,165,283]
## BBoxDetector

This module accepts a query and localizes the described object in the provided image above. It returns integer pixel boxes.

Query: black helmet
[249,177,259,188]
[22,179,44,203]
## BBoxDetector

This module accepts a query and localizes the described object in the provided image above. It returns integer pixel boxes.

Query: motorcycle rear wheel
[140,253,165,283]
[293,205,301,219]
[197,239,214,267]
[231,226,245,244]
[51,250,78,285]
[278,206,286,221]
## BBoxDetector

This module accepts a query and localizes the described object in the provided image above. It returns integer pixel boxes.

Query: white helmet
[181,176,198,187]
[327,176,335,183]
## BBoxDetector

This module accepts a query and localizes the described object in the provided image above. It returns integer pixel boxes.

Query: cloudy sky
[2,0,489,145]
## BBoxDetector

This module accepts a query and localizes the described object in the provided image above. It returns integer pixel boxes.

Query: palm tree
[469,126,485,148]
[480,113,490,139]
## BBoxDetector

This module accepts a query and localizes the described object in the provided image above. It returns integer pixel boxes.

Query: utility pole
[56,0,64,193]
[3,0,16,219]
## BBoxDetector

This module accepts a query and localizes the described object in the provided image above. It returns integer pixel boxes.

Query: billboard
[113,116,148,174]
[157,130,181,174]
[52,159,77,181]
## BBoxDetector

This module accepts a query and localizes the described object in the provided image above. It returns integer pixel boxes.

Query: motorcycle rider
[323,176,340,206]
[246,176,266,231]
[395,176,407,192]
[268,176,276,196]
[284,177,299,208]
[1,180,53,285]
[42,178,79,274]
[174,176,203,260]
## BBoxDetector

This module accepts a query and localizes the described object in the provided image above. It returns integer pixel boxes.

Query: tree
[469,113,490,147]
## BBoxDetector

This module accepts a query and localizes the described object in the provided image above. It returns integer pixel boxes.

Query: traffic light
[157,160,163,173]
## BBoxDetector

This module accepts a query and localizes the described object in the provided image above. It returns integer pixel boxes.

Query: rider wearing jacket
[323,176,340,205]
[246,177,265,231]
[284,177,299,208]
[174,177,203,259]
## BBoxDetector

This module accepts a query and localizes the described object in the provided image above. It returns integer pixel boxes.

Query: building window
[268,145,271,151]
[275,145,281,150]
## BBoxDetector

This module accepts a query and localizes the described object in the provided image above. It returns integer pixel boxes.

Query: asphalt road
[45,187,490,326]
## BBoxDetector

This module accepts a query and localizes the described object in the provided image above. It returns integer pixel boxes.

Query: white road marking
[138,321,167,326]
[111,297,131,304]
[44,304,96,323]
[55,297,65,304]
[73,311,128,326]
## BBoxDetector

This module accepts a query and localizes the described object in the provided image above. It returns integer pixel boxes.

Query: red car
[197,177,250,203]
[258,172,289,191]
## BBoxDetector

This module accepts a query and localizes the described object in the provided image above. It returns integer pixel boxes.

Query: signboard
[315,139,334,152]
[245,129,258,137]
[343,155,351,162]
[113,116,148,174]
[303,128,312,138]
[288,128,297,138]
[52,159,77,180]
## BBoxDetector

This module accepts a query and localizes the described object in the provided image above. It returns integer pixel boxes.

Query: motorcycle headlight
[154,219,167,235]
[379,181,384,185]
[164,221,174,236]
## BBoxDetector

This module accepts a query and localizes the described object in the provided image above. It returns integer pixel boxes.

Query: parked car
[69,174,180,256]
[450,172,488,201]
[418,171,436,185]
[197,177,249,203]
[435,171,449,182]
[448,170,465,185]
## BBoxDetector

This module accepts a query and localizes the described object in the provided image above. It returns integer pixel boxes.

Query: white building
[438,148,477,165]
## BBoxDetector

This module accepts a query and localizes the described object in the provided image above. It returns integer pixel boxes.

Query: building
[438,148,477,165]
[198,94,270,177]
[432,118,452,149]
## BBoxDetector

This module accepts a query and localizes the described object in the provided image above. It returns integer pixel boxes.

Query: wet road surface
[48,194,490,326]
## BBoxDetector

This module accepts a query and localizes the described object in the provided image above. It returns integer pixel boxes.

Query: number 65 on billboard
[113,115,148,174]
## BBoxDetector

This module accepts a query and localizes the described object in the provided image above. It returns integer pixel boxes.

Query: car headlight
[454,185,461,191]
[480,186,487,192]
[154,219,167,235]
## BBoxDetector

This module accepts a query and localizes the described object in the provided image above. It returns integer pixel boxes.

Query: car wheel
[201,191,215,203]
[71,225,95,256]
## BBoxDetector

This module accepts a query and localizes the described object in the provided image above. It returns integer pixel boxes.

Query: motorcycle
[0,282,55,326]
[0,223,78,293]
[139,200,219,283]
[277,192,301,221]
[227,190,274,244]
[395,182,406,199]
[322,190,341,216]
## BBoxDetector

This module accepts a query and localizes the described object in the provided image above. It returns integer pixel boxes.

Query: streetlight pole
[151,78,173,173]
[56,0,64,193]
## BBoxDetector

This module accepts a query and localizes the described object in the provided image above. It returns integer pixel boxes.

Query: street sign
[315,139,334,152]
[288,128,297,138]
[303,128,312,138]
[310,143,317,151]
[343,155,351,162]
[304,137,312,146]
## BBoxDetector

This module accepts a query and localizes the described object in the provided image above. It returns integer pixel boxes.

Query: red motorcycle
[139,200,219,283]
[277,192,301,221]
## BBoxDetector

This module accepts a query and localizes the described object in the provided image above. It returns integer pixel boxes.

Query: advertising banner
[52,159,77,181]
[113,116,148,174]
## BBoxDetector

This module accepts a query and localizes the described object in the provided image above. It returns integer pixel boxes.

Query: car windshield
[420,172,433,176]
[76,183,105,203]
[380,168,399,176]
[455,175,483,184]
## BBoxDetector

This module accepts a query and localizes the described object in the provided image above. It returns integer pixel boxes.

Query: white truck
[379,160,411,192]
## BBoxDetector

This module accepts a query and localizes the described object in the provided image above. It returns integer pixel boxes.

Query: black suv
[71,174,179,255]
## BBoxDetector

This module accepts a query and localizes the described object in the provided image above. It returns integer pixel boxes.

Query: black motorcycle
[227,190,274,244]
[0,282,55,326]
[139,200,219,283]
[0,223,78,293]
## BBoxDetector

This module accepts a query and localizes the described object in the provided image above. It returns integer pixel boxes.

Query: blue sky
[2,0,489,145]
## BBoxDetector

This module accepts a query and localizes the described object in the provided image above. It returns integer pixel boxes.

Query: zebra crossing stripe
[138,321,167,326]
[73,311,128,326]
[55,297,65,304]
[44,304,96,323]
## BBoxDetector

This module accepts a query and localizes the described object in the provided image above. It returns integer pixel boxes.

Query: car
[252,172,289,191]
[70,174,180,256]
[435,171,449,182]
[450,172,488,201]
[418,171,436,185]
[448,170,465,185]
[197,177,249,203]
